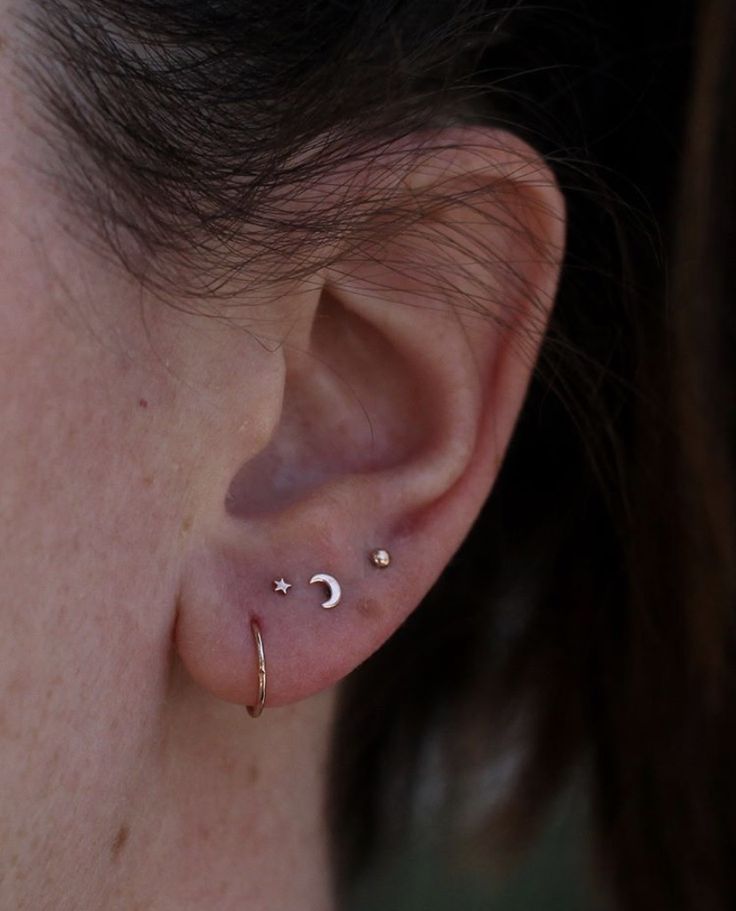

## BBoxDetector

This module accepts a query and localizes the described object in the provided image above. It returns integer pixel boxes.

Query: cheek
[0,155,283,901]
[0,262,184,900]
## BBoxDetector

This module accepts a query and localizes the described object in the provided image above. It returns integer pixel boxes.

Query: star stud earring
[273,577,292,595]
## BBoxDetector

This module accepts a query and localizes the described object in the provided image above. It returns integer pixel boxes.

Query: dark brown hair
[19,0,735,908]
[333,3,736,909]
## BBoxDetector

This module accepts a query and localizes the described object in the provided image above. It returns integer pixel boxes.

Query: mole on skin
[110,824,130,861]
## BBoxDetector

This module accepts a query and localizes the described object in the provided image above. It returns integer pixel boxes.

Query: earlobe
[173,126,565,714]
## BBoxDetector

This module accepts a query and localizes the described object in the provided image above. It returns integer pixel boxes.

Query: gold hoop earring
[246,619,267,718]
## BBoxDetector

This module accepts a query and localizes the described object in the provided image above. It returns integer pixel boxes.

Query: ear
[174,127,565,711]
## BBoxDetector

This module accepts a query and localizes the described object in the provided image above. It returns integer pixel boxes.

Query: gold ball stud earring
[369,548,391,568]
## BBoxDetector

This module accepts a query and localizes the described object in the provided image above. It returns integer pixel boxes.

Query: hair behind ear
[329,3,712,909]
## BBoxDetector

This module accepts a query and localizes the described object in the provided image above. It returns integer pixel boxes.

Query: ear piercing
[369,548,391,568]
[272,572,343,608]
[250,547,391,717]
[271,549,390,605]
[309,573,342,609]
[246,619,267,718]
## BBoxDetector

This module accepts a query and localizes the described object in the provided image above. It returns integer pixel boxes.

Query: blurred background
[351,781,606,910]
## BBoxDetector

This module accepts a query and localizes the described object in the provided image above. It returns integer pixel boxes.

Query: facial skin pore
[0,3,565,908]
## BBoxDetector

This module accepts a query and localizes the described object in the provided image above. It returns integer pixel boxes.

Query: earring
[273,577,292,594]
[369,548,391,568]
[309,573,342,609]
[246,619,267,718]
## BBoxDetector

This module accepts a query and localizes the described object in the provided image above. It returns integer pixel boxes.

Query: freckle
[180,515,193,534]
[138,398,148,408]
[142,475,154,487]
[111,824,129,861]
[247,764,260,784]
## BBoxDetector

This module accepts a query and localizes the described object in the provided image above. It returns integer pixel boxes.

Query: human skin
[0,18,335,907]
[0,3,565,908]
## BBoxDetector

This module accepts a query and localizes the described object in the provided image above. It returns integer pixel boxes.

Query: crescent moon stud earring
[246,619,267,718]
[309,573,342,609]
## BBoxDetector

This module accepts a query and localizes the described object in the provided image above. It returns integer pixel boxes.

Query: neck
[110,660,336,910]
